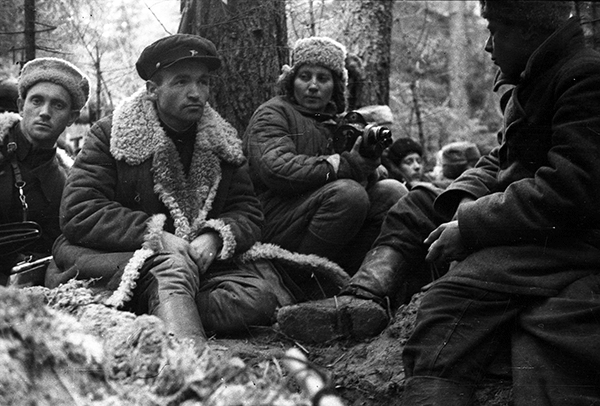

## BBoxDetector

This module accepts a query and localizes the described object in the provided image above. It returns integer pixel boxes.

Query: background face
[400,152,423,181]
[19,82,76,149]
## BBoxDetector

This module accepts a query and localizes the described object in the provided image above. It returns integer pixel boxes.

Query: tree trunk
[180,0,288,134]
[575,1,600,50]
[340,0,393,108]
[24,0,36,62]
[448,1,469,117]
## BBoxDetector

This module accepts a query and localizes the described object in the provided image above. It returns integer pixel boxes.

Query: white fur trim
[104,247,154,308]
[326,154,340,174]
[0,112,21,144]
[202,219,237,260]
[240,242,349,288]
[103,214,165,308]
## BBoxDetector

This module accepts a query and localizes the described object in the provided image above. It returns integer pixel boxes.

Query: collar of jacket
[0,112,21,148]
[522,17,583,83]
[493,17,583,92]
[110,88,245,240]
[0,112,21,164]
[285,95,338,123]
[110,88,244,167]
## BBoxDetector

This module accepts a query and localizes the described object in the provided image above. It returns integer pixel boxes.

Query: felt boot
[153,294,207,348]
[277,245,405,342]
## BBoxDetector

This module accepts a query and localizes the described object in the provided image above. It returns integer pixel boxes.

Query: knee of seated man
[198,276,279,335]
[148,251,200,293]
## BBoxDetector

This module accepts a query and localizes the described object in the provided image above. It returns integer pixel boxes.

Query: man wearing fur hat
[399,1,600,404]
[0,57,89,285]
[46,34,327,346]
[243,36,406,276]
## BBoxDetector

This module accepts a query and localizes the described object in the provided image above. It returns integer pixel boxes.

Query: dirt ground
[1,282,512,406]
[215,293,512,406]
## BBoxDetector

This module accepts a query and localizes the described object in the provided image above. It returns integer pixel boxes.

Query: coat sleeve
[205,161,263,258]
[449,58,600,250]
[433,146,501,218]
[60,119,150,252]
[244,100,337,196]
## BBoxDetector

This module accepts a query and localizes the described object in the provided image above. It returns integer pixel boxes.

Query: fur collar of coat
[109,88,244,240]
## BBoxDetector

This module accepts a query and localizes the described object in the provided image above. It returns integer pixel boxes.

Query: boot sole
[277,297,389,343]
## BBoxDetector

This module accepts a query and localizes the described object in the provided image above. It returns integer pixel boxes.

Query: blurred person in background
[427,141,481,189]
[381,137,425,189]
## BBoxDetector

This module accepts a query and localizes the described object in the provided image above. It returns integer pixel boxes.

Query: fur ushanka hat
[278,36,348,113]
[387,137,423,164]
[18,57,90,111]
[290,36,348,84]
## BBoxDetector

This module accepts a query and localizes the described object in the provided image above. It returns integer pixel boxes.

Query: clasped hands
[160,230,222,274]
[425,198,474,265]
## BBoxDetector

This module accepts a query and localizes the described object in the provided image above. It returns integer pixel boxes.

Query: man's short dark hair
[479,0,572,33]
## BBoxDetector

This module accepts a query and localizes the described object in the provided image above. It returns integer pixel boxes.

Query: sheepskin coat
[0,112,69,256]
[48,89,348,306]
[49,89,262,291]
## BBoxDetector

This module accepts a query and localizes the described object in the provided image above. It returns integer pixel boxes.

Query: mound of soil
[1,281,511,405]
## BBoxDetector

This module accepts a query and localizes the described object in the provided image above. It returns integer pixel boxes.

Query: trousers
[261,178,407,275]
[128,252,294,336]
[402,275,600,406]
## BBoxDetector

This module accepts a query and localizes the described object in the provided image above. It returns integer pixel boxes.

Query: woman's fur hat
[479,0,572,32]
[277,36,348,113]
[18,57,90,111]
[290,36,348,84]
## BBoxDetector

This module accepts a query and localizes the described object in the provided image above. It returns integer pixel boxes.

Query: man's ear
[66,111,80,127]
[17,97,24,114]
[146,80,158,101]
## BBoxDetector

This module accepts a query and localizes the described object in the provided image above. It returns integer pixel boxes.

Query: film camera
[331,111,392,159]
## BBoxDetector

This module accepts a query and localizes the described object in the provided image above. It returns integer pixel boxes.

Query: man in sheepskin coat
[46,34,348,346]
[0,57,88,285]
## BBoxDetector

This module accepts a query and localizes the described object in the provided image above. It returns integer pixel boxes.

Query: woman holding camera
[243,36,406,276]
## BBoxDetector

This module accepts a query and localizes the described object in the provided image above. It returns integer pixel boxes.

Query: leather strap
[6,130,28,221]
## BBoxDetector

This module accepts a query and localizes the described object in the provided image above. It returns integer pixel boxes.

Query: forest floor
[2,282,512,406]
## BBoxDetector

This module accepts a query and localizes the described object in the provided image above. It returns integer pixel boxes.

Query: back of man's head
[18,57,90,112]
[479,1,572,33]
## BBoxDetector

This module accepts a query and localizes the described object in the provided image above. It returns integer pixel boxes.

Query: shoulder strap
[6,130,28,221]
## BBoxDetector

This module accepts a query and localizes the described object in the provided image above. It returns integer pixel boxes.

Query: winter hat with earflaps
[18,57,90,111]
[289,36,348,84]
[440,141,481,180]
[277,36,349,113]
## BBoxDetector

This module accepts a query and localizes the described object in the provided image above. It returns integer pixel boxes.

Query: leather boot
[342,245,407,308]
[277,245,405,343]
[153,294,207,348]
